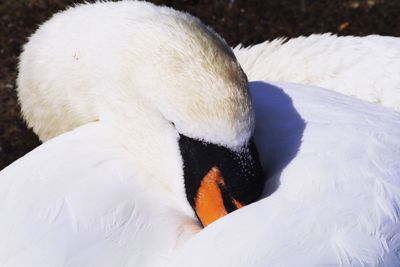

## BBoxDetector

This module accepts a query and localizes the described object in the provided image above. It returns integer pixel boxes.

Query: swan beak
[195,167,244,227]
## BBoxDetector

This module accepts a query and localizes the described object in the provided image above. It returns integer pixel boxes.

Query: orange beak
[194,167,244,227]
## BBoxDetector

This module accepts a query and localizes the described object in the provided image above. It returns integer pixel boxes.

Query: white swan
[2,1,399,266]
[235,34,400,111]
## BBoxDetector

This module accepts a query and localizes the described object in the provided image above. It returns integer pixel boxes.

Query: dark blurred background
[1,0,400,169]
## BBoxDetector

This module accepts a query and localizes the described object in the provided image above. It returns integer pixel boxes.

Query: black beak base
[178,134,266,211]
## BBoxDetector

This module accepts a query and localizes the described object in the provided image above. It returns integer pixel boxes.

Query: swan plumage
[18,1,253,148]
[3,80,400,266]
[0,123,198,266]
[1,1,399,266]
[235,34,400,111]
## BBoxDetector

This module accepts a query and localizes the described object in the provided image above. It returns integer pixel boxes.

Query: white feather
[0,123,199,267]
[235,34,400,111]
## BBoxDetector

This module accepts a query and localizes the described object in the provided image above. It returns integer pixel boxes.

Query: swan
[2,1,266,266]
[3,1,400,266]
[234,34,400,111]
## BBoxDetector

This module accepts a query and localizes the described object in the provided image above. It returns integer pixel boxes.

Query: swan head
[127,8,267,227]
[179,135,264,227]
[17,1,265,227]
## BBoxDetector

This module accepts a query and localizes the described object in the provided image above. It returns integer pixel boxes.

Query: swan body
[6,1,400,266]
[3,81,400,266]
[174,81,400,267]
[235,34,400,111]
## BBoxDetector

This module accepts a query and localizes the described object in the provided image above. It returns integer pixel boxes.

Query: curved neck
[98,93,194,217]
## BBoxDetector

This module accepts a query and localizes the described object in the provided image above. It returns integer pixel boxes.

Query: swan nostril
[217,182,243,213]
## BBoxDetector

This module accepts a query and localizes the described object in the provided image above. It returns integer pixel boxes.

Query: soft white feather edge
[234,34,400,111]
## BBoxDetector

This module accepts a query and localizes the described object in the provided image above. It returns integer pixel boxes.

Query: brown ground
[1,0,400,170]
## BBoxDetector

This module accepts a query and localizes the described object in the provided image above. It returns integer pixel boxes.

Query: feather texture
[0,123,199,267]
[1,82,399,266]
[235,34,400,111]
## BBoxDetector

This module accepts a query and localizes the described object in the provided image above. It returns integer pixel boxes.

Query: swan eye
[178,134,265,227]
